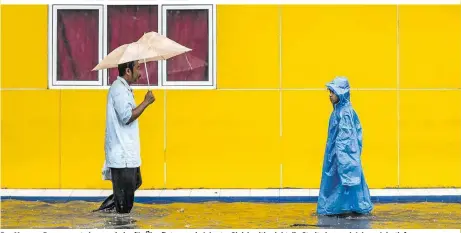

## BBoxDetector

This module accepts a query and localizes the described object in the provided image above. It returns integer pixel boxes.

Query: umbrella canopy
[92,31,192,71]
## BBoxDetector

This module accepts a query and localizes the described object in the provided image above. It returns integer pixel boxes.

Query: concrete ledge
[1,188,461,204]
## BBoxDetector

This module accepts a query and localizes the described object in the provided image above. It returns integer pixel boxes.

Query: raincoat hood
[326,76,351,105]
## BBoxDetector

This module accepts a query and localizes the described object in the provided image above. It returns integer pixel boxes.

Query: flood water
[1,200,461,229]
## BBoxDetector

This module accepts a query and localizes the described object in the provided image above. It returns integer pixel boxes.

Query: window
[50,5,103,87]
[162,5,214,87]
[107,5,159,87]
[49,4,216,89]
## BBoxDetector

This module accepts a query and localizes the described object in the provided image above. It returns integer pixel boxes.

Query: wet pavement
[1,200,460,229]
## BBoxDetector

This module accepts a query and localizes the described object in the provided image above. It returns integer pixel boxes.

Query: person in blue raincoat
[317,76,373,216]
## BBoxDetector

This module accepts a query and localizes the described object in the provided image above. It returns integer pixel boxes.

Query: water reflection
[316,215,372,229]
[101,214,138,229]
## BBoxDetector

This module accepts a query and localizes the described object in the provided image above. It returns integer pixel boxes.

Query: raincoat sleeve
[335,113,362,186]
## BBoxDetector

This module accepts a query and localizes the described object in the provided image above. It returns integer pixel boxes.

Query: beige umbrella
[92,31,192,87]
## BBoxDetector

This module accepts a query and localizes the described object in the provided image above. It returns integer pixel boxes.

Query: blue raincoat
[317,77,373,216]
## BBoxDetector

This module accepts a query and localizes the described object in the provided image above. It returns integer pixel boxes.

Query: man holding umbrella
[92,32,193,213]
[98,60,155,214]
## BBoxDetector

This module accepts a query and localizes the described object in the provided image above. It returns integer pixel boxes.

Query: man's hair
[118,61,136,77]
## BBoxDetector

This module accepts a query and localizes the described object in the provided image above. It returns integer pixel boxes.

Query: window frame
[161,4,216,89]
[49,4,104,89]
[48,4,217,90]
[103,4,162,89]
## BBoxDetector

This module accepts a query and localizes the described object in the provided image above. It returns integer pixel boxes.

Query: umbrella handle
[142,32,151,91]
[143,58,151,90]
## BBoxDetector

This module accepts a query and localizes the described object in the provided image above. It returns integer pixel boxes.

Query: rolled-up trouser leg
[111,167,138,214]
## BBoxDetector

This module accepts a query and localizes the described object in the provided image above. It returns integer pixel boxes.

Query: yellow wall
[1,4,460,189]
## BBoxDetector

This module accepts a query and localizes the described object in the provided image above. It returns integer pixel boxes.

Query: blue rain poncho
[317,77,373,216]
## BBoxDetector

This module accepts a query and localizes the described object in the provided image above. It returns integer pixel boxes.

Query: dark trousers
[94,167,142,213]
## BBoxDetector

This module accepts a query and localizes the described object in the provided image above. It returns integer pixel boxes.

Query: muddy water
[1,200,460,229]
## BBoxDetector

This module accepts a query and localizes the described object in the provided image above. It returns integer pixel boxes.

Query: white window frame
[104,4,163,90]
[49,5,104,89]
[161,5,216,89]
[48,4,217,90]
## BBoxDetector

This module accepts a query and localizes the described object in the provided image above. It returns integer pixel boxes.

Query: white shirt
[102,77,141,179]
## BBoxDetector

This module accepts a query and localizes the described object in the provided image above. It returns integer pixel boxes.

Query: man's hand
[144,90,155,105]
[126,91,155,125]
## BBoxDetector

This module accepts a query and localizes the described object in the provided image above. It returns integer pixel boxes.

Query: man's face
[329,89,339,104]
[127,61,142,84]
